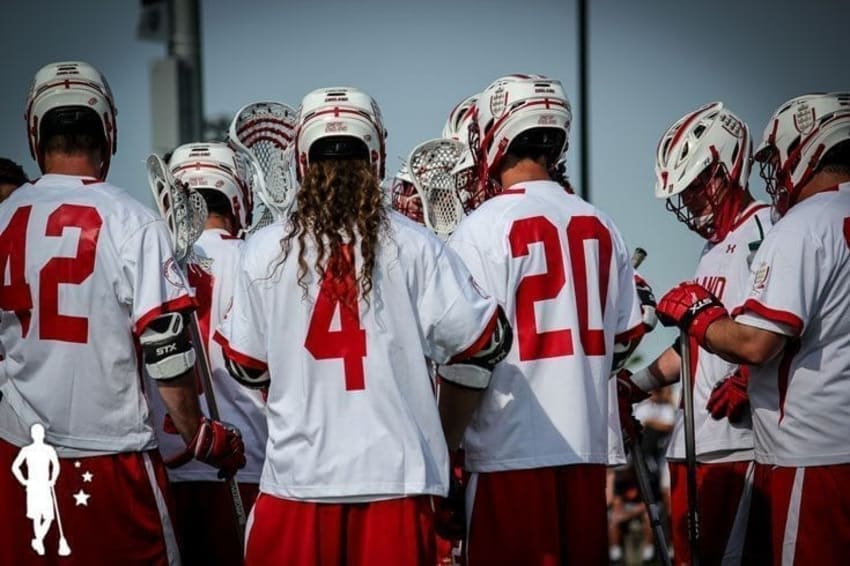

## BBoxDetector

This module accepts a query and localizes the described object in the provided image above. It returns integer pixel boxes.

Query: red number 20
[0,204,102,342]
[509,215,612,361]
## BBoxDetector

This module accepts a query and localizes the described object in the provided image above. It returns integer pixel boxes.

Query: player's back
[226,213,495,499]
[448,180,643,471]
[0,174,191,454]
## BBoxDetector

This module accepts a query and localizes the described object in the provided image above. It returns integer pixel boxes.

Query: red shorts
[244,493,435,566]
[171,480,259,565]
[466,464,607,566]
[0,438,179,565]
[748,463,850,566]
[668,459,752,566]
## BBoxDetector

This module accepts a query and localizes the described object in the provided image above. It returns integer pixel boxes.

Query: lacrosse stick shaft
[51,484,71,554]
[628,439,672,566]
[680,333,701,565]
[185,280,248,543]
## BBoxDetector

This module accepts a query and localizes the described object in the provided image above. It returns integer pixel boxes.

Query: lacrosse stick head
[169,142,253,234]
[228,101,297,231]
[146,154,208,263]
[407,138,468,238]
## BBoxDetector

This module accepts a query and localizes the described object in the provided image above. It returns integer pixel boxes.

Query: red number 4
[0,204,102,342]
[304,244,367,390]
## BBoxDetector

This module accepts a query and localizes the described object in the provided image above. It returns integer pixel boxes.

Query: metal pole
[170,0,204,143]
[577,0,590,202]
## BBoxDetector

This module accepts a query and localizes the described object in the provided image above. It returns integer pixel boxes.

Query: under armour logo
[726,244,736,253]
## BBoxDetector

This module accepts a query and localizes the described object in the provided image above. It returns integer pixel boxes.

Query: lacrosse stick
[407,138,468,238]
[621,248,672,566]
[50,484,71,556]
[228,101,297,234]
[146,154,247,545]
[680,333,702,565]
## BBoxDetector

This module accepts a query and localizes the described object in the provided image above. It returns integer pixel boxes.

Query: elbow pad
[224,356,270,389]
[140,312,196,380]
[439,307,513,389]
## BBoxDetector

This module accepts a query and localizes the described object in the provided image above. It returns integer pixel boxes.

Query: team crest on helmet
[490,86,508,118]
[792,102,816,135]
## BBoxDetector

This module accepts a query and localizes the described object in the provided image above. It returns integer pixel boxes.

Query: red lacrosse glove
[634,274,658,332]
[434,450,467,540]
[656,282,728,348]
[706,366,750,423]
[165,416,246,479]
[615,369,649,445]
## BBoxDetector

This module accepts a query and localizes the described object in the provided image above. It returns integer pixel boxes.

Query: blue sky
[2,0,848,360]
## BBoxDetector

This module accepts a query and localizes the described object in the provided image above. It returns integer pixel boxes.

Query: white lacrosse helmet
[295,87,387,180]
[655,102,752,242]
[25,61,118,176]
[754,92,850,218]
[474,74,571,182]
[169,142,253,232]
[442,93,479,142]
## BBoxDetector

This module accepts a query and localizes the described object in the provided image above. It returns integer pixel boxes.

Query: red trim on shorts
[731,299,803,336]
[135,295,195,335]
[212,331,268,371]
[449,310,498,363]
[615,322,646,344]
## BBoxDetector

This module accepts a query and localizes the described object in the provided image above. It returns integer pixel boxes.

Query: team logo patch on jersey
[163,257,184,288]
[752,262,770,291]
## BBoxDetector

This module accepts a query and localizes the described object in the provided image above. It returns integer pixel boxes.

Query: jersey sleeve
[121,219,194,335]
[731,227,815,337]
[212,253,269,372]
[417,243,498,365]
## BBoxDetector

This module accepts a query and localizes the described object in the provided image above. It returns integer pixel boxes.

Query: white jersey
[148,228,267,483]
[733,185,850,467]
[214,212,497,500]
[448,180,645,472]
[667,202,771,462]
[0,175,193,456]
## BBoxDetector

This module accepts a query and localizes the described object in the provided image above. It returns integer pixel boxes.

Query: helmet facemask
[665,160,745,243]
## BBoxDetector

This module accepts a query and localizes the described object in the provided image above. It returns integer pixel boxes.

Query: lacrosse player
[141,142,265,564]
[617,103,772,565]
[655,93,850,565]
[445,74,645,565]
[0,61,244,565]
[215,86,511,566]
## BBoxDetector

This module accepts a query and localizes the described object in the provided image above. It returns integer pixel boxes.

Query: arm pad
[439,307,513,389]
[224,357,270,389]
[140,312,196,380]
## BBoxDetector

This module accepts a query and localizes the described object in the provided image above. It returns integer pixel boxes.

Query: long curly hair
[277,159,388,304]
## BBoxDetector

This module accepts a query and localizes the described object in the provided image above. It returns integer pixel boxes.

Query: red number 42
[0,204,102,343]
